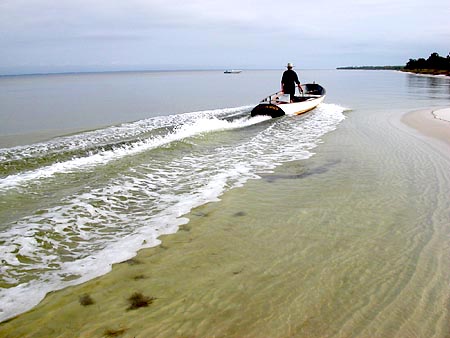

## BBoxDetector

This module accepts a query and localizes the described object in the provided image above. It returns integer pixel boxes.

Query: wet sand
[2,107,450,337]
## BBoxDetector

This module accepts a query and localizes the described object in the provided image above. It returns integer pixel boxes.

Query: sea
[0,69,449,327]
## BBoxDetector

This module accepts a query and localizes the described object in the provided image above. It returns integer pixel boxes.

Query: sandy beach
[401,107,450,147]
[2,105,450,338]
[434,108,450,123]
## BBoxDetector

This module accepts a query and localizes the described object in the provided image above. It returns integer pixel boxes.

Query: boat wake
[0,106,266,191]
[0,103,345,322]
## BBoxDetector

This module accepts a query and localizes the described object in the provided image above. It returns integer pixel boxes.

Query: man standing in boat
[281,63,303,102]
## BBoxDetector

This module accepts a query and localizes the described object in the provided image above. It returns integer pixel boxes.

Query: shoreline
[401,107,450,148]
[401,69,450,77]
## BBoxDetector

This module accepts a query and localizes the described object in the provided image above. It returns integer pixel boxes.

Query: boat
[224,69,242,74]
[251,83,326,118]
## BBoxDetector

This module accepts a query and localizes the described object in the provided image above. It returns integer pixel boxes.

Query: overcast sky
[0,0,449,74]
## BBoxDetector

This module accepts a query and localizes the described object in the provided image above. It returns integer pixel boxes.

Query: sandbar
[434,107,450,123]
[401,107,450,148]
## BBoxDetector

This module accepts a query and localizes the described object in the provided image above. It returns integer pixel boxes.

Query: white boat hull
[277,95,325,115]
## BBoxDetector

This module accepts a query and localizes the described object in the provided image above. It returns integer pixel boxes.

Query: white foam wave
[0,106,253,162]
[0,107,265,192]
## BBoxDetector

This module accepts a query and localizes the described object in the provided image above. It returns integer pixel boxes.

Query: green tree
[405,52,450,71]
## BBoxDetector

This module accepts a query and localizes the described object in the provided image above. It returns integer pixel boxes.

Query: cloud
[0,0,449,73]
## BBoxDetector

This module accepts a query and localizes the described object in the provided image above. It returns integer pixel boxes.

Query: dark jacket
[281,69,300,93]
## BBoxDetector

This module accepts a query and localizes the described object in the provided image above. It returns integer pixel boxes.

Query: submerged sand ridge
[1,105,450,337]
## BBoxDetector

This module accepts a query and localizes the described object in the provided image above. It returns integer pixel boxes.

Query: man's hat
[287,62,294,68]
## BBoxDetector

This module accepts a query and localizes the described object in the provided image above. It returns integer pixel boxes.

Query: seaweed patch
[233,211,246,217]
[263,159,341,182]
[127,292,156,310]
[79,294,95,306]
[104,327,127,337]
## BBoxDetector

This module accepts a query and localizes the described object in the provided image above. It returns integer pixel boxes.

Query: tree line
[404,52,450,72]
[337,52,450,75]
[336,66,403,70]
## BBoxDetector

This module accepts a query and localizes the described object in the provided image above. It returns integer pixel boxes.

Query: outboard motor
[250,103,285,118]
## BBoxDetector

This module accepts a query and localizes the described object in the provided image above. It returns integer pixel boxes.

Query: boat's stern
[250,103,285,118]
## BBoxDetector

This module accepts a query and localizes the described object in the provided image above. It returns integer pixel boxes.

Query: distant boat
[251,83,326,118]
[224,70,242,74]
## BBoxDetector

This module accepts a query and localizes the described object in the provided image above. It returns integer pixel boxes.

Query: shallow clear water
[0,70,449,326]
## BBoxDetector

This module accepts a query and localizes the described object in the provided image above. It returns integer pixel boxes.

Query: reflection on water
[406,73,450,99]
